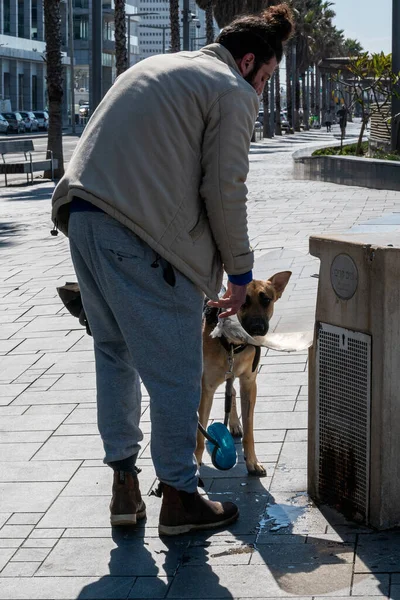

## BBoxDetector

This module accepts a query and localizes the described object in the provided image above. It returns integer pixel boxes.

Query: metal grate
[316,323,371,520]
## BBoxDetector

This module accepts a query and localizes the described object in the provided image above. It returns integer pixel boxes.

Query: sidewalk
[1,124,400,599]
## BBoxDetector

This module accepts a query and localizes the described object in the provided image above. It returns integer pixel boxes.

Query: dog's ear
[268,271,292,299]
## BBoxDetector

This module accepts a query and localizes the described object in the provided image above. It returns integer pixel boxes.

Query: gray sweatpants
[68,209,204,493]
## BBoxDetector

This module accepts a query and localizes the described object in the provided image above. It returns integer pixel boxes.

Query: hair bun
[261,3,295,42]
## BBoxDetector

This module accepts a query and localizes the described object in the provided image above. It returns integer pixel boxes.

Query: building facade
[137,0,208,62]
[0,0,70,112]
[71,0,139,104]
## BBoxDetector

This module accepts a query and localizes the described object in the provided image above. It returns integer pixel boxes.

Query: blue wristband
[228,270,253,286]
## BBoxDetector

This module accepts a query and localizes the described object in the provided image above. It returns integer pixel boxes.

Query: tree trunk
[286,45,293,132]
[115,0,128,76]
[294,74,300,131]
[275,66,282,135]
[310,68,315,116]
[301,73,308,130]
[169,0,181,52]
[263,82,272,138]
[205,2,214,44]
[315,66,321,126]
[44,0,64,178]
[321,72,327,115]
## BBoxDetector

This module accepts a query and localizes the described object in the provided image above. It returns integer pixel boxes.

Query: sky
[331,0,392,54]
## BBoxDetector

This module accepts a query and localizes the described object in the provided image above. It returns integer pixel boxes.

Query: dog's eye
[259,293,271,307]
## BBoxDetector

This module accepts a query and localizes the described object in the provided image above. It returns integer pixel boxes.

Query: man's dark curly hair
[216,3,295,67]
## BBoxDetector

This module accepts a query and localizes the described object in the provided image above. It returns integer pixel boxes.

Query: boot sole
[110,507,146,527]
[158,509,239,536]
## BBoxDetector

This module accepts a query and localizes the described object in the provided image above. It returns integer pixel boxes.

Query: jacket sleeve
[199,87,258,275]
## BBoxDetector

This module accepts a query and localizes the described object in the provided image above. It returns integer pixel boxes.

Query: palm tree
[343,38,364,57]
[115,0,128,76]
[169,0,180,52]
[275,66,282,135]
[205,2,215,44]
[44,0,64,178]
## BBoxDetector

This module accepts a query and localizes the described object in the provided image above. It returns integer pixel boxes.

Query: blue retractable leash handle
[197,348,237,471]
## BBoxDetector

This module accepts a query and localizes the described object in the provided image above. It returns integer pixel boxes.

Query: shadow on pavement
[75,522,234,599]
[0,221,22,247]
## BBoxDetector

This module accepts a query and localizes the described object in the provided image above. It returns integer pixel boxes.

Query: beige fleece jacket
[52,43,259,299]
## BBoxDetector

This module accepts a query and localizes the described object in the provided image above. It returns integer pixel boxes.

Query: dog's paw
[246,460,267,477]
[229,422,243,438]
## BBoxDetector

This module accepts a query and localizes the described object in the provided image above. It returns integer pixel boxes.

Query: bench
[0,140,58,186]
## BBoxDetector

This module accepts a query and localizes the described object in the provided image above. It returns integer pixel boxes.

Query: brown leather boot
[158,483,239,536]
[110,471,146,526]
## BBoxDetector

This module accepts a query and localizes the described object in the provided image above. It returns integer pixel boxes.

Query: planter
[293,144,400,192]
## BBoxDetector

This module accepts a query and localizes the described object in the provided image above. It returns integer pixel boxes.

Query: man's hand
[207,281,247,319]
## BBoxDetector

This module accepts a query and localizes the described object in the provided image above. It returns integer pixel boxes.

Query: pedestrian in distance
[51,4,295,537]
[337,105,347,139]
[324,108,333,133]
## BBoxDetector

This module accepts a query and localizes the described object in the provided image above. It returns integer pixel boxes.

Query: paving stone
[250,538,354,565]
[37,537,186,577]
[0,482,65,513]
[22,538,58,548]
[0,431,50,443]
[0,525,34,538]
[0,443,42,461]
[0,548,17,571]
[0,575,135,599]
[23,404,77,416]
[0,561,41,577]
[352,573,389,596]
[50,373,96,390]
[60,465,157,498]
[32,434,104,461]
[7,514,43,526]
[0,414,66,431]
[0,384,29,402]
[0,461,80,482]
[10,332,83,354]
[0,539,23,548]
[167,564,353,598]
[355,534,400,572]
[128,576,172,598]
[13,389,96,405]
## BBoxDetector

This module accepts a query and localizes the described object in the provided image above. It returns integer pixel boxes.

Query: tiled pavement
[1,124,400,599]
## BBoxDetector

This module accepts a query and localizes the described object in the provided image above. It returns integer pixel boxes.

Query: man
[51,5,294,536]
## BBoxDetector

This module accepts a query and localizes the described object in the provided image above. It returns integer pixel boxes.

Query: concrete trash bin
[308,232,400,530]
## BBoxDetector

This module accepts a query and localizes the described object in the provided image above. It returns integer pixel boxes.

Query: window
[73,15,89,40]
[18,0,25,37]
[74,0,89,8]
[18,74,24,110]
[31,0,37,40]
[3,73,10,100]
[32,75,38,110]
[4,0,10,34]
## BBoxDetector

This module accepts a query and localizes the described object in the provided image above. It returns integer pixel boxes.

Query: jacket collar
[200,43,242,76]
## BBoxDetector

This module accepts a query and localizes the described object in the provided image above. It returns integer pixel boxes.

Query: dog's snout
[245,318,269,337]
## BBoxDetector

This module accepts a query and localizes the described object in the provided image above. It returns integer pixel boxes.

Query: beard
[244,65,258,90]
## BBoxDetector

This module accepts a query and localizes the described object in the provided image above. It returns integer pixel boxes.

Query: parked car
[19,111,39,132]
[1,112,26,133]
[79,103,90,119]
[33,110,49,130]
[0,114,9,134]
[280,111,290,132]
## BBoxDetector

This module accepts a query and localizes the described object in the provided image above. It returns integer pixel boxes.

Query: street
[0,124,400,599]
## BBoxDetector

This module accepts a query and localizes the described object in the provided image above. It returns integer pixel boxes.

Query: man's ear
[236,52,255,77]
[268,271,292,299]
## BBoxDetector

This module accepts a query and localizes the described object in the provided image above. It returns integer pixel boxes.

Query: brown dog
[195,271,292,476]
